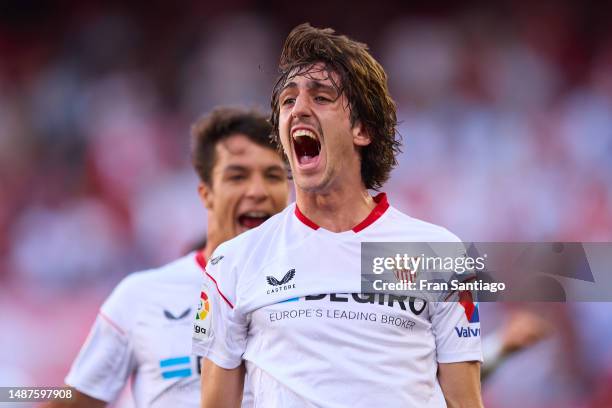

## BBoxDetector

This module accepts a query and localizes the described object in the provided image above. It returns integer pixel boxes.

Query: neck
[296,183,375,232]
[202,223,224,261]
[202,242,216,262]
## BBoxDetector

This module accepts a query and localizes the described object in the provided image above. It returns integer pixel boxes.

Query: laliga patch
[193,285,212,340]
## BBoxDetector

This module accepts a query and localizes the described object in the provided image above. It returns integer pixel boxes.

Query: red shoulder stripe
[99,311,126,336]
[205,271,234,309]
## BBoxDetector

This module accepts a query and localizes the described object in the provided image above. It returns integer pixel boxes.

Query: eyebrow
[223,164,286,173]
[265,165,286,173]
[223,165,248,173]
[280,80,338,95]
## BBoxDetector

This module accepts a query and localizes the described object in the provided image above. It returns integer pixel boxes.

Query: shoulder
[103,254,199,310]
[380,206,462,242]
[212,205,294,264]
[125,253,198,284]
[134,253,202,284]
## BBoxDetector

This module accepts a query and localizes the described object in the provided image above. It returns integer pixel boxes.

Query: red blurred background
[1,1,611,407]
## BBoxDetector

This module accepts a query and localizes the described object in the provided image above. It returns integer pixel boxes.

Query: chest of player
[238,233,364,308]
[244,292,438,373]
[131,287,201,384]
[250,292,432,338]
[239,232,437,350]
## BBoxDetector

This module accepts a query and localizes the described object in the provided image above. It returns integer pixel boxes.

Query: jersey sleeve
[192,248,248,369]
[65,276,137,402]
[430,291,483,364]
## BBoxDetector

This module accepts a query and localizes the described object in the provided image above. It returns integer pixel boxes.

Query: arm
[42,388,106,408]
[438,361,483,408]
[430,289,483,408]
[200,359,245,408]
[481,310,552,380]
[59,278,138,406]
[193,247,248,408]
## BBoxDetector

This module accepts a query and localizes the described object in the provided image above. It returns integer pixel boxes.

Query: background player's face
[199,134,289,242]
[278,63,371,193]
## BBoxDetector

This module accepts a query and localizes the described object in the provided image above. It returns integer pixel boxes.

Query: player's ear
[352,121,371,147]
[198,182,214,210]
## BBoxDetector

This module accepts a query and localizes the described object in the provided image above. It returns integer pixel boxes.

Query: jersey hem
[437,351,484,364]
[203,349,242,370]
[64,377,115,403]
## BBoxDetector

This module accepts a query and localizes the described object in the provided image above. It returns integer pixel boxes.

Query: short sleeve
[65,276,137,402]
[65,316,134,401]
[430,291,483,364]
[192,250,247,369]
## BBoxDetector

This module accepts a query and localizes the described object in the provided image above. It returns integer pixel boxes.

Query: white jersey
[193,193,483,408]
[66,253,206,407]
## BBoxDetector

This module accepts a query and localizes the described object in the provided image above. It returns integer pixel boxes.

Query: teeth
[292,129,317,140]
[243,212,268,218]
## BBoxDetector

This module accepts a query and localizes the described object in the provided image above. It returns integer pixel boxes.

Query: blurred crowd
[0,1,611,407]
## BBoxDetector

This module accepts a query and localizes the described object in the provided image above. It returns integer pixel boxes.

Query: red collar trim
[352,193,389,232]
[195,251,207,270]
[294,206,320,230]
[294,193,389,233]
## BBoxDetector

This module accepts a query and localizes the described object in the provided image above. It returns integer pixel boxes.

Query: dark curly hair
[270,23,400,190]
[191,107,280,186]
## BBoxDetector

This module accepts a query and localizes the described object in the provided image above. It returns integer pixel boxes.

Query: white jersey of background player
[196,24,484,408]
[46,108,289,408]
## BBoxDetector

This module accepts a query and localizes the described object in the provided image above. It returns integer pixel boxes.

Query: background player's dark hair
[270,23,401,190]
[191,107,280,186]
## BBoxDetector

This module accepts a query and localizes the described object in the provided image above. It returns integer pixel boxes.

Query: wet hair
[270,23,400,190]
[191,107,280,186]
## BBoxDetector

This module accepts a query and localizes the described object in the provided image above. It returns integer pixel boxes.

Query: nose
[291,94,311,120]
[245,173,269,203]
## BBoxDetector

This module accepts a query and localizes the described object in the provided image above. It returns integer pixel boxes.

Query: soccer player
[481,309,552,380]
[46,108,290,408]
[194,24,483,408]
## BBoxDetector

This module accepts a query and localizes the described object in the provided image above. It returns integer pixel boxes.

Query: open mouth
[292,128,321,166]
[238,211,271,229]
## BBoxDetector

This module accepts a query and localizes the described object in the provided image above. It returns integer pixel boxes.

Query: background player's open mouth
[238,212,271,229]
[293,133,321,166]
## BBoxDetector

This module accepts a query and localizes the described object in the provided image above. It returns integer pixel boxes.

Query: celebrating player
[46,108,289,408]
[194,24,483,407]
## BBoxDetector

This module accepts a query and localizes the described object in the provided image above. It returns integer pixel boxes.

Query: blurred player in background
[45,108,289,407]
[194,24,483,408]
[481,309,553,380]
